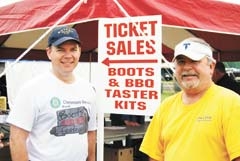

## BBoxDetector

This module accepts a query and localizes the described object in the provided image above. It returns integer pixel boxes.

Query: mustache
[181,71,198,77]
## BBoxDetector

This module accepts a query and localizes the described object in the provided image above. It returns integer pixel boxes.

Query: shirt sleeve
[223,95,240,160]
[139,105,164,161]
[7,85,36,132]
[87,86,97,131]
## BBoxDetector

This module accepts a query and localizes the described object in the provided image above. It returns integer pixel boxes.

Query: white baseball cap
[173,38,215,62]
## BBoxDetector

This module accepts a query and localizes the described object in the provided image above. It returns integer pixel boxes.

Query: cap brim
[173,53,216,63]
[173,53,205,61]
[52,37,80,46]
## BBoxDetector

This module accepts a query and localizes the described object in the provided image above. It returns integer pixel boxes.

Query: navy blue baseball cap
[48,26,80,47]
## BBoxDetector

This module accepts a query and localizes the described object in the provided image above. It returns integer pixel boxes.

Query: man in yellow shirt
[140,37,240,161]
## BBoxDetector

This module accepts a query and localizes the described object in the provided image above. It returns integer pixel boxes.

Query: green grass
[161,80,180,101]
[161,92,175,102]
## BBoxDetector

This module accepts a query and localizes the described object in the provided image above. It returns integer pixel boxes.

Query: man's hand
[0,132,5,148]
[124,120,141,127]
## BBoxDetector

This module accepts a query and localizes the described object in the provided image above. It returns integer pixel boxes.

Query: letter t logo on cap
[183,42,191,50]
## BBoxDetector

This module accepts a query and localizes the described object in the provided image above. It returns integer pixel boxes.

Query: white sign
[98,15,162,116]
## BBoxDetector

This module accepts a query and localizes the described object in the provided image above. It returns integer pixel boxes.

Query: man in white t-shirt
[7,26,97,161]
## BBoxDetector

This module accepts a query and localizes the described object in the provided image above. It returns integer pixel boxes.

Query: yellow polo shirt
[140,84,240,161]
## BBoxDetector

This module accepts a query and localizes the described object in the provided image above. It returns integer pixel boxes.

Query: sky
[217,0,240,4]
[0,0,22,7]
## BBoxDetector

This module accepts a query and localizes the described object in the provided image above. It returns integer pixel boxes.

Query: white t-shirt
[7,71,97,161]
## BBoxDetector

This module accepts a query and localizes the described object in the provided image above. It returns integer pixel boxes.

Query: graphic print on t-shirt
[50,106,89,136]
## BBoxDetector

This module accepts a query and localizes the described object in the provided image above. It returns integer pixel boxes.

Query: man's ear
[46,47,52,60]
[210,62,216,75]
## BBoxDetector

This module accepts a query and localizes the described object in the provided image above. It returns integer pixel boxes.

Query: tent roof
[0,0,240,62]
[1,0,240,35]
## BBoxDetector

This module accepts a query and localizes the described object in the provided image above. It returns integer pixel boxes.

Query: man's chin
[181,81,199,89]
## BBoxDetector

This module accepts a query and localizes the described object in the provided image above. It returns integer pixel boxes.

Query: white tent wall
[5,61,96,109]
[5,61,50,108]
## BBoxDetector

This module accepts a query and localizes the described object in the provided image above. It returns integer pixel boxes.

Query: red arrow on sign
[102,57,158,66]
